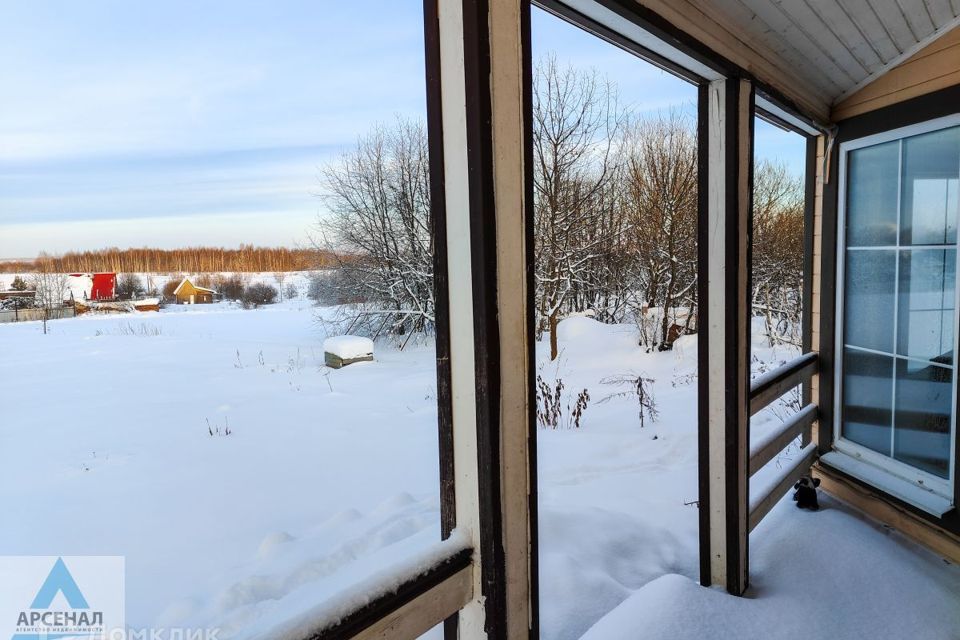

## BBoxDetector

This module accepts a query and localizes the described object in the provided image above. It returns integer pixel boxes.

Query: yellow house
[172,278,216,304]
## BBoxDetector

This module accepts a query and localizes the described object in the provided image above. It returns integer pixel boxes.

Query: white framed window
[833,114,960,515]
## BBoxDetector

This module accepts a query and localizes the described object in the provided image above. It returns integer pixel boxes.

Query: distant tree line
[314,56,804,357]
[0,246,335,274]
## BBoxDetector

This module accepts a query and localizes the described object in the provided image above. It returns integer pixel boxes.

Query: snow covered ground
[582,492,960,639]
[533,317,821,640]
[0,295,444,636]
[1,286,957,639]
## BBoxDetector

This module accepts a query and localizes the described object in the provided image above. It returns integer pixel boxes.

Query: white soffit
[549,0,958,125]
[700,0,960,103]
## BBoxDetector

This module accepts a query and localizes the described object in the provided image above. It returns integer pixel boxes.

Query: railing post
[698,77,754,596]
[426,0,536,637]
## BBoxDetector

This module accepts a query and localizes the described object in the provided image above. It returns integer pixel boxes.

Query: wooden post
[801,133,818,447]
[426,0,536,636]
[698,76,754,596]
[809,134,829,454]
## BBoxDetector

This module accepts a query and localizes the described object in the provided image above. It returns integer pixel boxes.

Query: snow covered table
[323,335,374,369]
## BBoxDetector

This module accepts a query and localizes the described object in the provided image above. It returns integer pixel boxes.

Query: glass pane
[842,348,893,456]
[894,359,952,478]
[847,141,899,247]
[900,126,960,245]
[897,249,956,364]
[844,249,895,352]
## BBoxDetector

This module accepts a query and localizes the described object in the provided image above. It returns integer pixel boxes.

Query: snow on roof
[67,273,93,301]
[323,335,374,360]
[173,278,217,295]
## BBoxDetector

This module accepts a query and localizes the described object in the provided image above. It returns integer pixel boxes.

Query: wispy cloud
[1,144,337,223]
[0,1,804,258]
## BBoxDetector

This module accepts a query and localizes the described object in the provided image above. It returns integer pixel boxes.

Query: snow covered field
[2,284,957,639]
[0,294,444,636]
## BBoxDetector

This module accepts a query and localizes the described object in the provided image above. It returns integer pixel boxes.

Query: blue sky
[0,1,804,258]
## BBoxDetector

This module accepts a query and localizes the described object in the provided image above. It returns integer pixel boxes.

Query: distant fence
[0,306,76,324]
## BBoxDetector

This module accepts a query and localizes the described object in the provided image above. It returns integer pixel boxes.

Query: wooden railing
[747,353,819,532]
[299,544,473,640]
[749,352,817,416]
[749,403,817,475]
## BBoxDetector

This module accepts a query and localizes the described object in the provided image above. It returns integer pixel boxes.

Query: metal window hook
[822,124,839,184]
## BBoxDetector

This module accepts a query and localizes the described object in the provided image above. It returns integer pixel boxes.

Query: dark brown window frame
[818,83,960,536]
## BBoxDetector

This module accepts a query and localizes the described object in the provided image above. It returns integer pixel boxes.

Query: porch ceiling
[602,0,960,122]
[693,0,960,106]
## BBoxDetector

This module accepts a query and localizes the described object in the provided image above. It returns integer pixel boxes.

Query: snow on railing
[259,529,472,640]
[749,352,817,416]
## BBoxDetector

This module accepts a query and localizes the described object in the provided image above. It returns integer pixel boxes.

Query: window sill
[820,451,954,518]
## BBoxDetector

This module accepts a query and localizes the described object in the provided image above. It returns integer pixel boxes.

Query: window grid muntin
[835,116,960,497]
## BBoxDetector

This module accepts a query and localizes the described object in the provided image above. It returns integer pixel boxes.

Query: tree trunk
[549,311,559,361]
[659,304,671,350]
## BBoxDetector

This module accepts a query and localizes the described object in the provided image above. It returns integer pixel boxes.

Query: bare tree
[621,110,699,350]
[314,117,434,335]
[752,159,804,346]
[162,276,183,301]
[144,274,159,296]
[215,274,246,301]
[242,283,278,308]
[195,273,215,289]
[31,255,68,334]
[532,55,624,359]
[274,272,287,302]
[116,273,144,300]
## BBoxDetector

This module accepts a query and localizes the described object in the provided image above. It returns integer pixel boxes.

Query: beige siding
[174,280,214,304]
[832,26,960,121]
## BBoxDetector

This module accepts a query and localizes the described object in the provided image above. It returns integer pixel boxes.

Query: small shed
[173,278,217,304]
